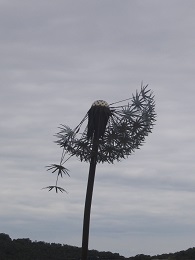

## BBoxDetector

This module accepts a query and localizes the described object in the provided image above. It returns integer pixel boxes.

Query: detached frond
[43,186,67,193]
[46,164,70,177]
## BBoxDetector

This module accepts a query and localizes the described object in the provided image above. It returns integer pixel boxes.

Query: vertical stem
[81,139,99,260]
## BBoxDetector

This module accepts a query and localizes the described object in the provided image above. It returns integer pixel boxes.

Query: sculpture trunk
[81,138,99,260]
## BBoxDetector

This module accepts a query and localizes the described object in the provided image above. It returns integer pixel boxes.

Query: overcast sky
[1,0,195,258]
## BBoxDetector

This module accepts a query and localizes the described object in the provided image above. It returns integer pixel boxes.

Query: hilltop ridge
[0,233,195,260]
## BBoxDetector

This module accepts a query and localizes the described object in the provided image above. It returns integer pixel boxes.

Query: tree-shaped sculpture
[45,84,156,260]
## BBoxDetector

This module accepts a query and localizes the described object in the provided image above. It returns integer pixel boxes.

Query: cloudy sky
[1,0,195,257]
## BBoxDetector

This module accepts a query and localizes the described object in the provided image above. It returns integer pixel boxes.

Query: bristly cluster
[44,84,156,192]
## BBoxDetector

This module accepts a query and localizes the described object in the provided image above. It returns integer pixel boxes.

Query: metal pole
[81,138,99,260]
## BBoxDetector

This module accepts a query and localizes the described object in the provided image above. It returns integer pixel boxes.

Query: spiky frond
[45,84,156,191]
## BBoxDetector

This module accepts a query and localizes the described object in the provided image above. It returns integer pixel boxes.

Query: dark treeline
[0,233,124,260]
[0,233,195,260]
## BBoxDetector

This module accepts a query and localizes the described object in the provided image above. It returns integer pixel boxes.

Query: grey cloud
[1,0,195,257]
